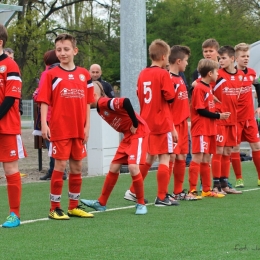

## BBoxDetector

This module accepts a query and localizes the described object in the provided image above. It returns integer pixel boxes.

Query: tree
[4,0,120,97]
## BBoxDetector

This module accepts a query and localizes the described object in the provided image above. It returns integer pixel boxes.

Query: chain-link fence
[21,100,34,129]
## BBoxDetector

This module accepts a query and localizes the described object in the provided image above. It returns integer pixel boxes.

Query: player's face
[55,40,78,66]
[209,68,218,82]
[90,67,101,81]
[162,54,169,69]
[235,50,249,69]
[218,53,234,69]
[203,47,219,61]
[179,56,189,72]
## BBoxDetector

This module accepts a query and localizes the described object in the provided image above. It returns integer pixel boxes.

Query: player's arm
[197,109,230,120]
[253,83,260,117]
[83,104,90,144]
[41,103,50,140]
[122,98,138,134]
[0,96,15,119]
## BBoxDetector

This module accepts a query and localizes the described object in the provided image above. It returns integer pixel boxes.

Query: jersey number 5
[143,81,152,104]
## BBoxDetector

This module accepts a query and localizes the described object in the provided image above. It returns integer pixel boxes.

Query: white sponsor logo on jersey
[60,88,85,98]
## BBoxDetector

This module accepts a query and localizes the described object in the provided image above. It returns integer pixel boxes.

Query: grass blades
[0,161,259,260]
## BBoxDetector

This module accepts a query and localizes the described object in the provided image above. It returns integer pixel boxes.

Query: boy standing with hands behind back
[37,33,94,220]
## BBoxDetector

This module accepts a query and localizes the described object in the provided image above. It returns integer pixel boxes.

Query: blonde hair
[93,81,106,97]
[234,43,250,57]
[197,59,219,77]
[149,39,170,61]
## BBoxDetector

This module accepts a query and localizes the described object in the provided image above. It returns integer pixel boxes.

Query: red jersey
[97,97,150,141]
[169,73,189,125]
[0,54,22,134]
[137,66,175,134]
[237,67,256,121]
[37,65,94,141]
[213,68,244,125]
[191,81,216,136]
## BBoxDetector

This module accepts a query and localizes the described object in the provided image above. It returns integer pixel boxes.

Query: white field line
[1,187,259,226]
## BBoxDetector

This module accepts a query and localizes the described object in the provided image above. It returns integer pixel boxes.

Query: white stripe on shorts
[167,132,173,153]
[16,135,25,158]
[199,135,204,153]
[136,138,143,165]
[48,142,53,157]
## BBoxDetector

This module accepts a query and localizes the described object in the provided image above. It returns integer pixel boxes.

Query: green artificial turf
[0,161,259,260]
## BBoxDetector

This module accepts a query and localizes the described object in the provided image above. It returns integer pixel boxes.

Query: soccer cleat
[212,187,227,195]
[258,179,260,186]
[173,190,197,201]
[80,199,106,212]
[235,179,244,188]
[67,205,94,218]
[40,172,52,180]
[135,204,147,215]
[201,190,225,198]
[227,181,233,188]
[221,187,242,194]
[155,196,176,206]
[48,207,70,220]
[190,190,202,200]
[166,194,180,205]
[123,190,148,204]
[2,212,20,228]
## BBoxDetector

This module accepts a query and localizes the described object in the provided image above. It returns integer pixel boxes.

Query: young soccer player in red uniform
[37,33,94,220]
[189,59,230,198]
[167,45,196,200]
[125,39,179,206]
[231,43,260,187]
[0,24,27,228]
[211,46,244,194]
[81,81,149,215]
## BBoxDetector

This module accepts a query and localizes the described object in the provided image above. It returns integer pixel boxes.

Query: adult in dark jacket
[90,64,115,98]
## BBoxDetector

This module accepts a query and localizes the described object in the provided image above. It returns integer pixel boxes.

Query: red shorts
[112,136,148,165]
[148,132,174,155]
[237,119,260,144]
[192,135,216,154]
[0,134,27,162]
[49,138,87,160]
[216,125,237,147]
[174,120,188,155]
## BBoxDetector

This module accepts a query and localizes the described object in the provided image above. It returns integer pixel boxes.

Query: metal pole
[120,0,147,112]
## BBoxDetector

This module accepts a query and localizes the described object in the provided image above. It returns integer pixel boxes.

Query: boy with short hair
[231,43,260,187]
[211,46,244,194]
[167,45,196,200]
[37,33,94,220]
[81,81,149,215]
[125,39,179,206]
[189,59,230,198]
[192,38,219,83]
[0,24,27,228]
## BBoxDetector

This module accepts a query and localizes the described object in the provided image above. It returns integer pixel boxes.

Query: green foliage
[146,0,260,84]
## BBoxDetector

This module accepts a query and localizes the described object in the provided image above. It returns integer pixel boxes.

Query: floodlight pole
[120,0,147,112]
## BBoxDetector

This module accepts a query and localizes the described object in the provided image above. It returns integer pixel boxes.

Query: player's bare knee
[128,164,139,176]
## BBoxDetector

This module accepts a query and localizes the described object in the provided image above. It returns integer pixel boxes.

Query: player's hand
[213,95,221,103]
[41,123,51,141]
[219,112,231,120]
[255,107,260,119]
[83,127,89,144]
[171,127,178,143]
[130,125,137,134]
